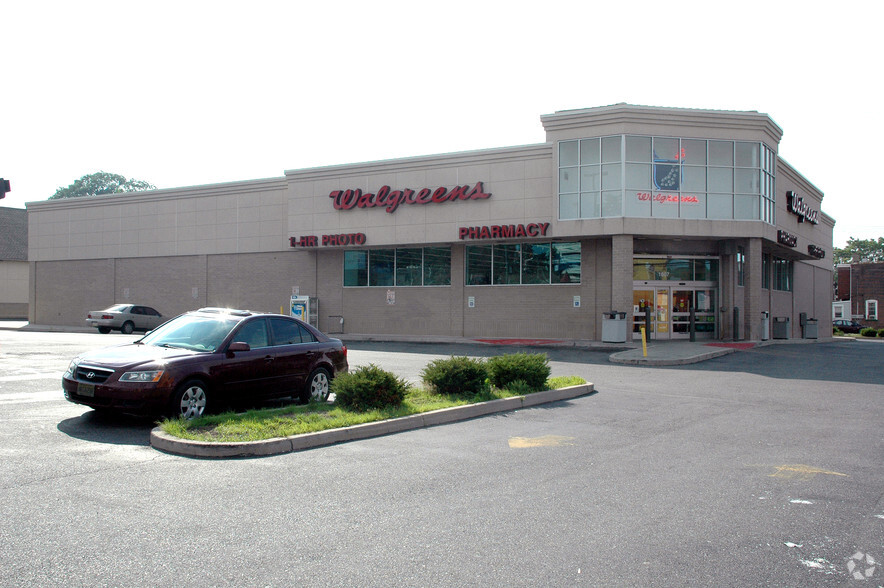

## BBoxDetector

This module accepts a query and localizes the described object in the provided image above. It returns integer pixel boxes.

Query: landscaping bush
[331,364,409,411]
[877,328,884,338]
[487,353,551,392]
[421,356,488,397]
[860,327,877,337]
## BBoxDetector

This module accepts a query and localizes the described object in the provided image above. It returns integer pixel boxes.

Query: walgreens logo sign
[329,182,491,214]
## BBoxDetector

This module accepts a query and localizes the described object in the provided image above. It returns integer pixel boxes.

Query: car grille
[75,365,115,384]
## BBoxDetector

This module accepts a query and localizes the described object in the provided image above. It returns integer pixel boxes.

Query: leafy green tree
[833,237,884,264]
[50,172,155,199]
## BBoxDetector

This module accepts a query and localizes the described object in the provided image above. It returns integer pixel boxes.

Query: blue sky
[3,0,881,248]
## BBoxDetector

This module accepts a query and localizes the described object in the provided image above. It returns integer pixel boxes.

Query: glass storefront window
[580,138,600,164]
[708,140,733,165]
[395,248,423,286]
[560,193,579,219]
[734,194,760,220]
[522,243,550,285]
[553,242,581,283]
[493,244,521,285]
[424,247,451,285]
[693,259,718,281]
[734,168,760,194]
[560,141,578,166]
[343,250,367,287]
[601,136,621,163]
[369,249,395,287]
[580,192,600,218]
[625,136,651,162]
[345,247,452,287]
[653,137,680,161]
[682,166,706,191]
[679,193,706,219]
[735,142,759,167]
[466,242,580,285]
[558,135,774,224]
[601,163,621,190]
[466,245,493,285]
[560,167,578,193]
[707,193,733,219]
[625,164,651,190]
[633,257,719,281]
[708,167,733,192]
[581,165,601,191]
[682,139,706,165]
[602,191,622,216]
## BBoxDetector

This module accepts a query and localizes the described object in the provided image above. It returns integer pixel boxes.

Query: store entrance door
[633,287,717,340]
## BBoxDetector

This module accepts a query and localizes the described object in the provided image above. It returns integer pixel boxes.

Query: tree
[833,237,884,264]
[50,172,155,200]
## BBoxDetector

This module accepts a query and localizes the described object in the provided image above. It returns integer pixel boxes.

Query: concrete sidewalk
[1,320,835,366]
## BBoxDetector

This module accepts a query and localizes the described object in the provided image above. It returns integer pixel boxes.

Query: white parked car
[86,304,164,334]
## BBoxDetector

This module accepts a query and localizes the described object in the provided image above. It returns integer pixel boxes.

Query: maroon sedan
[63,308,348,419]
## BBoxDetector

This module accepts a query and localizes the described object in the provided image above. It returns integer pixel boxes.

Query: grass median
[159,375,586,443]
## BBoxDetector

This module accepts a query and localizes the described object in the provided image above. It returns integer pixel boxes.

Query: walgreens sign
[329,181,491,214]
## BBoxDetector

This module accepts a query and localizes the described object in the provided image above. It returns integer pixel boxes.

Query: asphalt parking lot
[0,329,882,586]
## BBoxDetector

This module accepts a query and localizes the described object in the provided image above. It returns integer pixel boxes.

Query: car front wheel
[172,380,209,419]
[301,368,331,403]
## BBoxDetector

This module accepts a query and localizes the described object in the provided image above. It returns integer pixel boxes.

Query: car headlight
[64,358,80,379]
[119,370,164,383]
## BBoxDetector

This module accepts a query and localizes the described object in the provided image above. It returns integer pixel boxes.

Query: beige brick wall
[0,260,28,317]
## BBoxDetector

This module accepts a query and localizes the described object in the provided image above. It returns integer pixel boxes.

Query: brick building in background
[834,262,883,328]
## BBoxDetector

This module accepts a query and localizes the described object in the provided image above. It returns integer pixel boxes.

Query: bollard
[689,307,696,342]
[644,307,652,346]
[733,307,740,341]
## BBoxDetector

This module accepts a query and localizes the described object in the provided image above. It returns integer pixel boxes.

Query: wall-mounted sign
[786,191,819,224]
[289,233,366,248]
[458,222,550,240]
[635,192,700,204]
[777,230,797,247]
[329,181,491,214]
[807,244,826,259]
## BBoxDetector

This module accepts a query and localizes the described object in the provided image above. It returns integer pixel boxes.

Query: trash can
[772,317,790,339]
[760,311,770,341]
[602,311,628,343]
[804,318,818,339]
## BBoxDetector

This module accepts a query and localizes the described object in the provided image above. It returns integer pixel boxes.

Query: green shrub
[877,328,884,338]
[832,328,844,336]
[860,327,877,337]
[421,356,489,397]
[487,353,551,393]
[331,364,409,411]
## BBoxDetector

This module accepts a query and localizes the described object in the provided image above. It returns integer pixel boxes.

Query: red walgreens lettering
[329,182,491,213]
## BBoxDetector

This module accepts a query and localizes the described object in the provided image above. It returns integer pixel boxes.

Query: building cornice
[26,177,287,211]
[284,144,552,181]
[541,103,784,147]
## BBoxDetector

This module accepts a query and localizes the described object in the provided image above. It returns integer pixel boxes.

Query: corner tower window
[558,135,775,224]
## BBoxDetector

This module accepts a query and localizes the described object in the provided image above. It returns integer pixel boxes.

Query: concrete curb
[149,383,595,459]
[608,346,736,366]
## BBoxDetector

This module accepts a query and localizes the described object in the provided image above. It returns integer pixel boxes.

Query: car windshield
[140,314,239,352]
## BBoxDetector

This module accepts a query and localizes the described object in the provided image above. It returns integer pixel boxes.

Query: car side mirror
[228,342,251,352]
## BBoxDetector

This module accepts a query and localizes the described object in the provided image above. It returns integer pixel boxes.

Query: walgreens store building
[27,104,834,342]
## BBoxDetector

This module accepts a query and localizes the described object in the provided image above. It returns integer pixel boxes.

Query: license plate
[90,322,98,327]
[77,383,95,397]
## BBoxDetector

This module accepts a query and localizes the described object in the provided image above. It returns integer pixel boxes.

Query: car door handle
[263,355,274,363]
